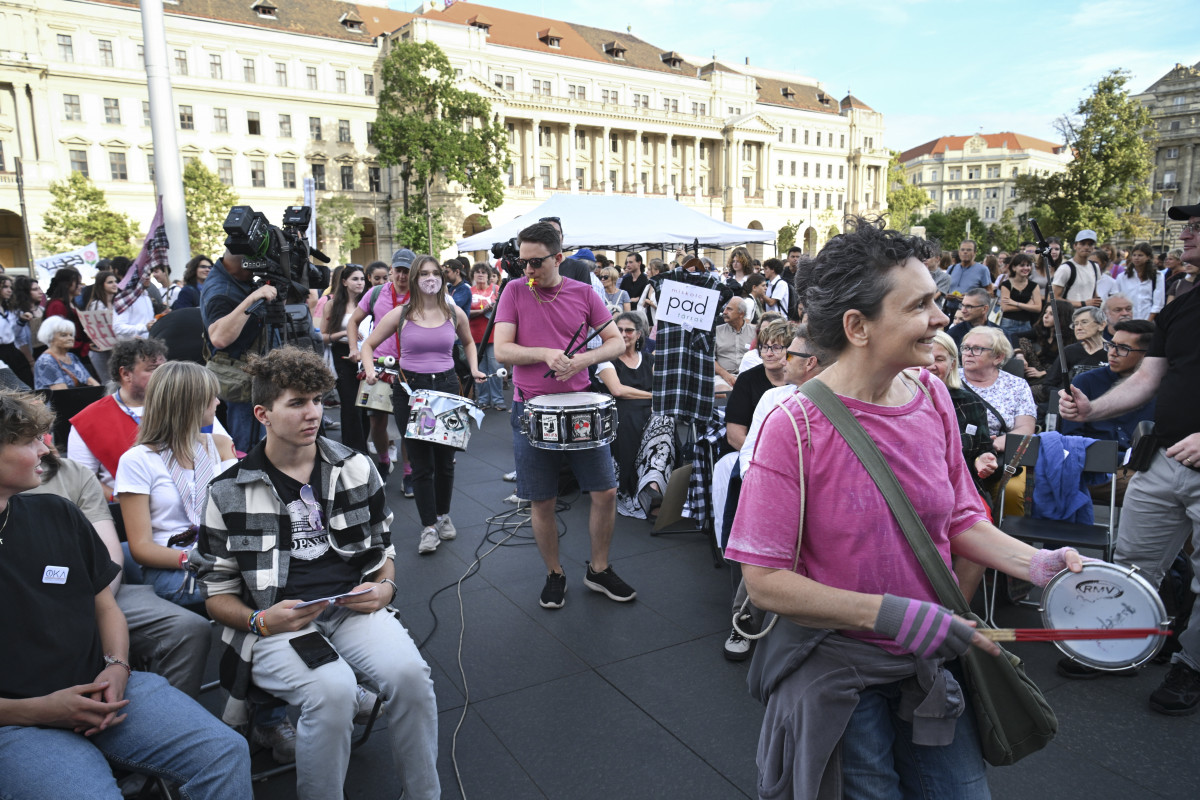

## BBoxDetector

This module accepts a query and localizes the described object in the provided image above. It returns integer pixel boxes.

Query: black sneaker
[1149,662,1200,716]
[583,563,637,602]
[1056,657,1138,680]
[540,571,566,609]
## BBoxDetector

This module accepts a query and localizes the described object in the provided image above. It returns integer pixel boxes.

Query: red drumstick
[979,628,1168,642]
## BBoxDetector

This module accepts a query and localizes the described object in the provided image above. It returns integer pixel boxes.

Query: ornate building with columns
[1134,61,1200,251]
[0,0,885,270]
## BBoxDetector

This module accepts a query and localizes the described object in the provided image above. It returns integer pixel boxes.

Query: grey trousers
[1114,449,1200,672]
[117,583,212,698]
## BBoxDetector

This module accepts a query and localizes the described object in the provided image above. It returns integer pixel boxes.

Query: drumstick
[542,321,587,378]
[978,628,1167,642]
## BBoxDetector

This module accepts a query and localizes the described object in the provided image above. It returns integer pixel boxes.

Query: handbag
[800,375,1057,767]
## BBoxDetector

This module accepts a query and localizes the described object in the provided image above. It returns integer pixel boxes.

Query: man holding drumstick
[1060,200,1200,715]
[493,221,635,609]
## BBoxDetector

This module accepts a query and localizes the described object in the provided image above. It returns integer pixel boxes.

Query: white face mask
[418,276,441,294]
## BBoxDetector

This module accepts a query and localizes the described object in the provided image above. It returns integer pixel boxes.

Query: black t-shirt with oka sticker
[265,460,362,602]
[0,494,120,700]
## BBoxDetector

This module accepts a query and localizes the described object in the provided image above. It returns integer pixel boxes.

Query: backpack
[1060,260,1099,298]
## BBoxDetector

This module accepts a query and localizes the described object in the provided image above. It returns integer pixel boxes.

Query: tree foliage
[316,196,364,264]
[916,207,986,251]
[183,160,240,259]
[372,40,511,227]
[777,220,800,252]
[885,150,929,232]
[38,172,139,258]
[1015,69,1156,241]
[396,194,448,256]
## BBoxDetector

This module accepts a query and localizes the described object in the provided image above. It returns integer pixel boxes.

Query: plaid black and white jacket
[199,437,394,725]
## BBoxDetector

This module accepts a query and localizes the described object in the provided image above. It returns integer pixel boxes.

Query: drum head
[528,392,610,409]
[1041,562,1169,671]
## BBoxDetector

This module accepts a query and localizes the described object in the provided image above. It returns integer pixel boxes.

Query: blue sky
[393,0,1200,152]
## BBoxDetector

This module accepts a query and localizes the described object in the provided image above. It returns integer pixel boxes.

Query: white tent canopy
[455,195,775,253]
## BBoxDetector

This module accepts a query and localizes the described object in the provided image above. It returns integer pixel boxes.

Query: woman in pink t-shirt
[726,220,1084,797]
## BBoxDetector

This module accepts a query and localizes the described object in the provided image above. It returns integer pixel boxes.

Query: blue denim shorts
[511,401,617,501]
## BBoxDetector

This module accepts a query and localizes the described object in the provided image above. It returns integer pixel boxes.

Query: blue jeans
[999,318,1032,339]
[0,672,252,800]
[225,401,262,454]
[840,670,990,800]
[475,343,503,406]
[510,401,617,502]
[143,566,206,608]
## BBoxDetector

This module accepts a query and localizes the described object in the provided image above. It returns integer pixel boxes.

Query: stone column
[633,129,644,194]
[665,133,674,196]
[567,122,577,192]
[530,118,543,194]
[601,127,611,193]
[693,138,702,201]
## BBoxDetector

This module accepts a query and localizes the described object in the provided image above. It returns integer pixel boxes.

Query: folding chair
[982,435,1121,624]
[37,385,107,451]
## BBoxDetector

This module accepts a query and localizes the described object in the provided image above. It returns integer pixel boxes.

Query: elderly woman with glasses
[959,326,1036,455]
[1063,306,1108,379]
[594,312,672,518]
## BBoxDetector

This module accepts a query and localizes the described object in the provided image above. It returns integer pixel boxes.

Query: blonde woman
[117,361,236,607]
[600,266,631,312]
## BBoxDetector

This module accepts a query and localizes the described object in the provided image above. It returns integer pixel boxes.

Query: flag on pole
[113,196,169,314]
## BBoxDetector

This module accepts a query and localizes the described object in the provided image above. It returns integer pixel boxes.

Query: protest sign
[78,308,119,352]
[34,242,100,286]
[656,279,721,331]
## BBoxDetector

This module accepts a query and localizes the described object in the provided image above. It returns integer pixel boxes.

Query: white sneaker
[502,470,517,482]
[435,515,457,540]
[502,493,528,506]
[354,684,382,725]
[387,443,398,463]
[418,526,440,554]
[367,441,378,456]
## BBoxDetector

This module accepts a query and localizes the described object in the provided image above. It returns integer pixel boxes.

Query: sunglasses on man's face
[516,256,556,270]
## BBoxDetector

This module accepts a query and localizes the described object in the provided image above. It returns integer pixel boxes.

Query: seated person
[24,446,212,699]
[1060,319,1155,504]
[742,273,767,323]
[723,319,794,456]
[715,324,830,661]
[1014,299,1077,404]
[714,297,756,391]
[33,316,100,390]
[945,287,999,348]
[1063,305,1108,378]
[734,311,786,374]
[0,389,252,800]
[594,312,671,519]
[68,339,169,496]
[200,347,439,800]
[117,362,237,609]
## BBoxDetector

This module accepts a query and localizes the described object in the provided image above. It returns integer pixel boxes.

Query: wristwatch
[380,578,399,605]
[103,655,132,676]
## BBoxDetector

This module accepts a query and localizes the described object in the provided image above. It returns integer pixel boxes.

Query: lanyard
[115,392,141,425]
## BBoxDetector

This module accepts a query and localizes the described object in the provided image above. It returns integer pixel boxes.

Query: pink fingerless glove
[874,594,974,661]
[1028,547,1094,587]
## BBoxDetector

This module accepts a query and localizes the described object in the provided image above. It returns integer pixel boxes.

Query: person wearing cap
[1052,230,1103,309]
[347,248,413,479]
[1058,200,1200,714]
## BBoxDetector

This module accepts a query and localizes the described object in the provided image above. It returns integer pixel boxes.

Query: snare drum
[406,389,479,450]
[522,392,617,451]
[1041,562,1170,671]
[356,379,394,412]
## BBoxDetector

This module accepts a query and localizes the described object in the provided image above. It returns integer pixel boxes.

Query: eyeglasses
[760,344,787,354]
[1102,341,1148,357]
[539,216,561,226]
[515,256,556,270]
[960,303,987,311]
[960,345,993,356]
[616,327,638,334]
[785,350,813,361]
[299,484,323,531]
[1181,222,1200,234]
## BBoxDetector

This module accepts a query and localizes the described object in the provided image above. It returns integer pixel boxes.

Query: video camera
[223,205,330,297]
[490,238,521,279]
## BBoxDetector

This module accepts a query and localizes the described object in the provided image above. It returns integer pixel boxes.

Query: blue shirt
[1059,366,1155,450]
[200,259,263,359]
[947,261,991,296]
[448,281,472,317]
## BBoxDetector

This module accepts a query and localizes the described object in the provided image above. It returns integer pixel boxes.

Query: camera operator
[200,250,279,452]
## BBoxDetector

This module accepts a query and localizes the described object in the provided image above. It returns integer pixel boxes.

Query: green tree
[372,40,510,251]
[1016,69,1157,241]
[885,150,929,232]
[916,206,986,251]
[38,172,139,258]
[316,196,364,264]
[777,220,800,253]
[396,194,447,256]
[183,160,240,258]
[989,208,1021,254]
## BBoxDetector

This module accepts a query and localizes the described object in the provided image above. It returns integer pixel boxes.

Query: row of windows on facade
[62,96,364,143]
[932,187,1018,201]
[918,166,1021,182]
[54,34,374,95]
[67,150,381,192]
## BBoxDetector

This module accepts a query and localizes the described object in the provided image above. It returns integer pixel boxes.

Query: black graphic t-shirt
[265,459,362,601]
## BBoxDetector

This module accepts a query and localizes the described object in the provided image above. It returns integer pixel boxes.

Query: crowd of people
[2,205,1199,799]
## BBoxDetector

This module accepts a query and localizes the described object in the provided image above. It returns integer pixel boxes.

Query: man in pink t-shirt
[346,248,412,479]
[494,221,636,610]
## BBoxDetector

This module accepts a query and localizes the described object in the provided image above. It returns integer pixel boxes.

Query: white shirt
[113,294,154,339]
[0,309,17,345]
[116,442,237,548]
[1051,259,1100,303]
[1111,272,1165,320]
[767,276,790,315]
[737,348,762,374]
[740,384,799,475]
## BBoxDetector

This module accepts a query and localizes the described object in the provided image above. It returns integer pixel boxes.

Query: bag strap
[974,391,1010,435]
[799,377,970,616]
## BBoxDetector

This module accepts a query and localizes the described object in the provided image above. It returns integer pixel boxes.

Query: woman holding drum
[361,255,485,555]
[726,219,1088,798]
[322,265,368,453]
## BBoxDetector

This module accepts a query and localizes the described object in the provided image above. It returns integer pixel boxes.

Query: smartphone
[289,631,340,669]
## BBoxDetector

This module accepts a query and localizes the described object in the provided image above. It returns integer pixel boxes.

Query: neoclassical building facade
[0,0,887,270]
[1134,61,1200,250]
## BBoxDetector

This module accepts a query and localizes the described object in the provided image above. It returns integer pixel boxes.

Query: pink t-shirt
[357,284,410,358]
[724,371,989,651]
[494,277,612,401]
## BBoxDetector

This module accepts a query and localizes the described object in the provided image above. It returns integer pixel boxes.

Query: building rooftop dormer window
[538,27,562,48]
[468,15,493,34]
[251,0,277,19]
[339,10,364,31]
[604,41,626,60]
[660,51,683,69]
[781,86,795,99]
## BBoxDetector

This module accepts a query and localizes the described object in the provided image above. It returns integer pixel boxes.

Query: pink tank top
[399,317,456,373]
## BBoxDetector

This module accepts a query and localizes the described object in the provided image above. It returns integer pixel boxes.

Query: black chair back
[37,385,108,451]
